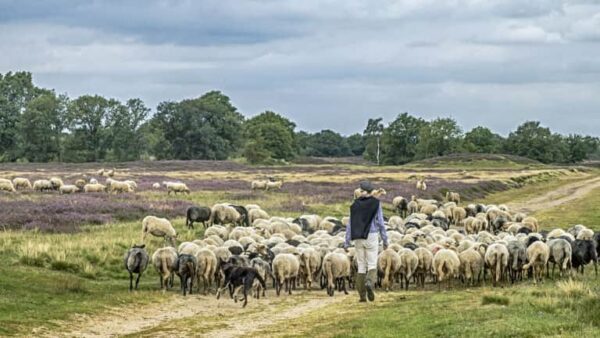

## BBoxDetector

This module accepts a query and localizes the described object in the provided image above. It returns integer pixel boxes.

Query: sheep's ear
[139,244,146,249]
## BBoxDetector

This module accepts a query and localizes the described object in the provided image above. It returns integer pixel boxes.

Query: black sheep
[216,263,267,307]
[174,254,197,296]
[124,244,149,291]
[186,206,211,229]
[571,239,598,275]
[229,205,250,227]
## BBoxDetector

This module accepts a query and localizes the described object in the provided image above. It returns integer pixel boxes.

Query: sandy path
[45,290,346,338]
[507,176,600,214]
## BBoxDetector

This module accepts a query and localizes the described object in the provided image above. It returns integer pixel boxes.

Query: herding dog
[216,263,267,307]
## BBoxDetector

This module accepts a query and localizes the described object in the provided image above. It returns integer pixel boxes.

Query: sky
[1,0,599,136]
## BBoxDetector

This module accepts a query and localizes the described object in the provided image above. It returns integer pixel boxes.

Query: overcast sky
[1,0,599,136]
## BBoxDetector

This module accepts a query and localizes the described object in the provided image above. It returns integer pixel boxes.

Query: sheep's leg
[129,272,134,291]
[343,278,348,295]
[135,273,141,290]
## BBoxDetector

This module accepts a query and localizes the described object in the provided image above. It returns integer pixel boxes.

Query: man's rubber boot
[365,269,377,302]
[356,273,367,302]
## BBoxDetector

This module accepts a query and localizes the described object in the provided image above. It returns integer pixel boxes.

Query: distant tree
[380,113,427,165]
[106,98,150,161]
[17,91,67,162]
[565,134,599,163]
[0,71,39,161]
[415,118,462,159]
[63,95,112,162]
[346,133,365,156]
[363,118,384,164]
[243,138,271,164]
[151,91,244,160]
[505,121,559,163]
[463,126,504,153]
[302,129,350,157]
[244,111,296,161]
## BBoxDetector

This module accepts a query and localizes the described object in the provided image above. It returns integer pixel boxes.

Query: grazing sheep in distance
[84,183,106,193]
[266,180,283,191]
[251,180,268,190]
[152,182,161,189]
[142,216,177,247]
[124,180,137,191]
[446,191,460,204]
[163,181,190,195]
[272,253,300,296]
[108,180,133,194]
[124,244,149,291]
[33,179,53,192]
[186,206,212,229]
[416,179,427,191]
[96,168,105,176]
[174,254,197,296]
[49,177,63,190]
[74,179,86,190]
[89,178,98,184]
[59,184,79,194]
[322,252,350,296]
[0,178,16,192]
[12,177,32,190]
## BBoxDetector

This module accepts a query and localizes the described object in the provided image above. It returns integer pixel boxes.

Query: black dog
[216,263,267,307]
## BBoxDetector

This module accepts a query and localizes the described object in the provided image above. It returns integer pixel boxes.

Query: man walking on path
[345,181,388,302]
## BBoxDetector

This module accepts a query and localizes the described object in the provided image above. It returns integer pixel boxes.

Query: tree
[363,118,384,164]
[346,133,365,156]
[17,91,66,162]
[415,118,462,159]
[243,138,271,164]
[106,98,149,161]
[151,91,244,160]
[565,134,598,163]
[244,111,296,161]
[64,95,112,162]
[0,71,38,161]
[505,121,558,163]
[301,130,350,157]
[379,113,427,165]
[463,126,504,153]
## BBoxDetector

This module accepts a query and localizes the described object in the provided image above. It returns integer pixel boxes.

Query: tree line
[0,71,597,164]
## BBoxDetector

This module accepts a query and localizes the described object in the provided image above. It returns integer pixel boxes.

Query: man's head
[359,181,374,194]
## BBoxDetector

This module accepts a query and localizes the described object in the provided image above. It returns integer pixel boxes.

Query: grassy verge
[252,277,600,338]
[534,187,600,230]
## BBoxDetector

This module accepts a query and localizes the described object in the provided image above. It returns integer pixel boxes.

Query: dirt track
[41,175,600,337]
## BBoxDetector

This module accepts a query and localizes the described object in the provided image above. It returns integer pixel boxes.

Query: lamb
[0,178,16,192]
[392,196,408,217]
[186,206,212,229]
[59,184,79,194]
[141,216,177,247]
[272,253,300,296]
[174,254,197,296]
[251,180,268,190]
[414,247,433,288]
[83,183,106,193]
[49,177,63,190]
[12,178,32,190]
[484,243,509,287]
[522,240,550,284]
[377,249,401,291]
[124,244,149,291]
[152,247,178,290]
[152,182,161,189]
[547,238,572,278]
[266,180,283,191]
[33,179,53,192]
[300,247,322,290]
[163,181,190,195]
[398,249,419,290]
[507,240,527,283]
[446,191,460,204]
[195,248,218,294]
[433,249,460,289]
[248,208,270,224]
[322,252,350,296]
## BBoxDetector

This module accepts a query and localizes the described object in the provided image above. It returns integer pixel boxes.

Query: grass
[534,187,600,230]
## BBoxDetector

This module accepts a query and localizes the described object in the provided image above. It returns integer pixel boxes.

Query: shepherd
[345,181,388,302]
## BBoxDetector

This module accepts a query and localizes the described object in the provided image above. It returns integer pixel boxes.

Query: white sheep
[416,179,427,191]
[522,241,550,285]
[89,178,98,184]
[322,252,350,296]
[458,247,485,286]
[49,177,63,190]
[12,177,32,190]
[251,180,268,190]
[266,180,283,191]
[163,181,190,195]
[109,180,133,194]
[377,249,401,291]
[152,182,161,189]
[152,246,178,291]
[59,184,79,194]
[272,253,300,296]
[142,216,177,247]
[433,249,460,288]
[414,247,433,288]
[0,178,16,193]
[299,247,322,290]
[248,208,270,224]
[33,179,53,192]
[484,243,509,287]
[83,183,106,193]
[398,249,419,290]
[195,248,218,294]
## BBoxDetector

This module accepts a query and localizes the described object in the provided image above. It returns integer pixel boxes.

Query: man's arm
[376,205,388,247]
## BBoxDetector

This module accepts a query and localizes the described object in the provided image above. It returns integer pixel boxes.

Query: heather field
[0,160,599,337]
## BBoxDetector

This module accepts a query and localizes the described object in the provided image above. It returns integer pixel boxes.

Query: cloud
[0,0,599,136]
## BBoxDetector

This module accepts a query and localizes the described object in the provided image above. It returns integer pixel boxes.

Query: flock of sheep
[0,169,190,195]
[124,187,599,308]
